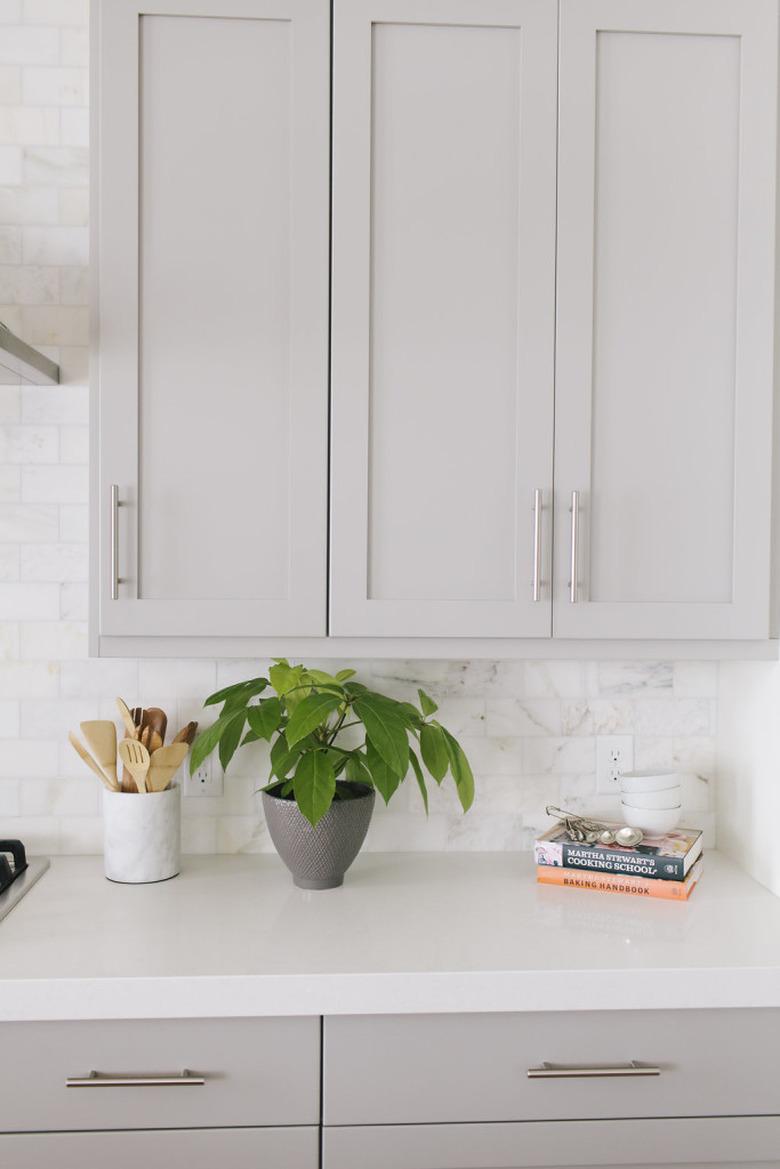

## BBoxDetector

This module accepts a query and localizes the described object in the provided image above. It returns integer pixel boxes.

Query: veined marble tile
[444,809,524,851]
[673,661,719,698]
[485,698,561,737]
[524,660,585,698]
[370,659,500,697]
[632,699,712,736]
[597,661,673,696]
[561,699,634,736]
[522,736,596,776]
[633,735,716,776]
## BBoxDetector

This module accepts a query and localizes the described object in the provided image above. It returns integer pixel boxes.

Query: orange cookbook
[537,858,703,901]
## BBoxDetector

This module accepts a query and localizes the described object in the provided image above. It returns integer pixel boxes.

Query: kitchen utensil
[145,706,168,744]
[131,706,146,734]
[118,738,151,794]
[172,721,198,746]
[614,825,644,848]
[621,804,682,835]
[115,697,137,740]
[621,787,682,810]
[79,721,119,790]
[619,770,679,794]
[68,731,119,792]
[147,743,189,792]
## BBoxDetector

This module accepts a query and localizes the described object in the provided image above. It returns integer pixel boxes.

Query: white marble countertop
[0,851,778,1022]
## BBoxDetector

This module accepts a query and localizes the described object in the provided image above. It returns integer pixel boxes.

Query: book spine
[545,843,684,880]
[536,866,699,901]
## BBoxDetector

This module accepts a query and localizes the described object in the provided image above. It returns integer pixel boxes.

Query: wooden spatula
[147,743,189,792]
[116,697,137,739]
[68,732,119,792]
[172,721,198,746]
[80,721,118,789]
[118,738,151,794]
[145,706,168,745]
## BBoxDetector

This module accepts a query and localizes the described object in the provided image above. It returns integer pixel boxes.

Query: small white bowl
[620,803,681,835]
[620,787,681,810]
[619,770,679,794]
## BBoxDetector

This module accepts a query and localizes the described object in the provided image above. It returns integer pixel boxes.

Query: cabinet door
[0,1127,319,1169]
[94,0,329,638]
[330,0,557,637]
[323,1118,780,1169]
[554,0,777,639]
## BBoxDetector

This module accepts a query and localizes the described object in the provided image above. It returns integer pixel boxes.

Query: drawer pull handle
[66,1069,206,1088]
[528,1061,660,1079]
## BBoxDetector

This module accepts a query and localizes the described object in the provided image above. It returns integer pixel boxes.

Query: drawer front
[0,1127,319,1169]
[0,1016,319,1132]
[323,1118,780,1169]
[324,1009,780,1124]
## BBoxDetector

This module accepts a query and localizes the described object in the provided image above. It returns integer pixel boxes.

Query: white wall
[717,662,780,895]
[0,0,718,855]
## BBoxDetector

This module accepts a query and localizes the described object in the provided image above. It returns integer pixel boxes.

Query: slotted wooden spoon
[118,738,151,794]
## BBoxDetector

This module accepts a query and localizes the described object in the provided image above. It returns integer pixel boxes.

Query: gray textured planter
[262,784,375,889]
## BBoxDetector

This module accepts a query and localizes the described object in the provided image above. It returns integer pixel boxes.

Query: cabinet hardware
[528,1061,660,1079]
[532,488,543,602]
[568,489,579,603]
[66,1069,206,1088]
[110,483,121,601]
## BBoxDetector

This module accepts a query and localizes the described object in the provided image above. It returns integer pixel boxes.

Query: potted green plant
[190,660,474,888]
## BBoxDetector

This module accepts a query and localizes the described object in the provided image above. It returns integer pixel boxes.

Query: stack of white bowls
[619,771,681,836]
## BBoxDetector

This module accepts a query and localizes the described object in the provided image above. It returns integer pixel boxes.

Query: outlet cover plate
[596,735,634,794]
[182,753,223,798]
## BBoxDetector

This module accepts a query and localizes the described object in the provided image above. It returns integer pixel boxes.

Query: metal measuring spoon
[614,825,644,848]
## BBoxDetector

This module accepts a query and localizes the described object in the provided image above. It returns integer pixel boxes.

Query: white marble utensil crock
[103,786,181,883]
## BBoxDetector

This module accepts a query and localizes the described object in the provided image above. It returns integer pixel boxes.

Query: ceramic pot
[262,784,375,890]
[103,786,181,884]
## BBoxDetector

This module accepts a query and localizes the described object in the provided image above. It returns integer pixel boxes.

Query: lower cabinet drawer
[0,1126,319,1169]
[324,1009,780,1124]
[0,1016,319,1132]
[323,1118,780,1169]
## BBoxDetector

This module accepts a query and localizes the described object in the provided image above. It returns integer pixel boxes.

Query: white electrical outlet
[596,735,634,794]
[182,753,223,798]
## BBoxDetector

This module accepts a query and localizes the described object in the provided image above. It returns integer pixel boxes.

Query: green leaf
[418,688,438,717]
[335,669,356,682]
[246,697,283,742]
[218,710,247,773]
[365,740,403,804]
[269,733,304,780]
[203,676,267,708]
[190,707,244,774]
[293,751,336,827]
[302,668,347,692]
[353,695,409,777]
[345,754,373,786]
[420,723,448,783]
[409,747,428,814]
[442,729,475,813]
[285,692,342,747]
[269,659,306,698]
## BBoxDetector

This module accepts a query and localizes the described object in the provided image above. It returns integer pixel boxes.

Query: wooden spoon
[68,732,119,792]
[145,706,168,744]
[148,743,189,792]
[80,721,118,789]
[172,721,198,746]
[118,738,151,794]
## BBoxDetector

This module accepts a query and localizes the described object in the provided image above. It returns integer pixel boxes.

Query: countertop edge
[2,967,780,1022]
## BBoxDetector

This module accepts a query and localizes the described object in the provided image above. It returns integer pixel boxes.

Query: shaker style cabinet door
[93,0,330,639]
[329,0,558,637]
[553,0,778,640]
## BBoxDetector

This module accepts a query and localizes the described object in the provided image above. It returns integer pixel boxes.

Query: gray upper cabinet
[553,0,778,641]
[93,0,780,651]
[92,0,330,642]
[329,0,558,638]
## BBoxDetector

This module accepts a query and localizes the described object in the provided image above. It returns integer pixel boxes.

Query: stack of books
[534,824,704,901]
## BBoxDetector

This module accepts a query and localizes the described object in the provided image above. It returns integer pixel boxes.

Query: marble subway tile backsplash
[0,1,717,856]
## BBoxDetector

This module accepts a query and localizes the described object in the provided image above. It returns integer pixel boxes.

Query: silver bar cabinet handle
[569,489,579,603]
[110,483,120,600]
[67,1069,206,1088]
[532,488,543,602]
[528,1061,660,1080]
